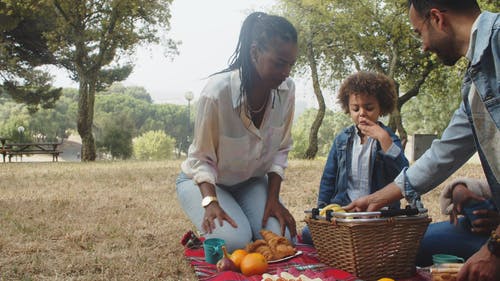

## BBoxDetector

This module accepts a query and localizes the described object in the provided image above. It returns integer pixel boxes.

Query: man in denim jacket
[346,1,499,280]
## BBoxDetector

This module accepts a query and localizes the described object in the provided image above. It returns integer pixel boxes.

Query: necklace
[249,95,270,114]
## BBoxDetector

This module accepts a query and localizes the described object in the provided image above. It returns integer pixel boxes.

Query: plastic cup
[463,199,496,224]
[203,238,225,264]
[432,254,464,265]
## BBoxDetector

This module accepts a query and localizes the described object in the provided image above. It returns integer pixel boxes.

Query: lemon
[319,204,344,216]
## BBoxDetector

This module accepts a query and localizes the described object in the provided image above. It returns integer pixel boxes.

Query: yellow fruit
[230,249,248,269]
[320,204,344,216]
[240,253,268,276]
[378,278,395,281]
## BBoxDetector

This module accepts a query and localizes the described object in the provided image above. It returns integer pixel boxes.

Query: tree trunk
[77,77,97,161]
[388,108,408,149]
[304,35,325,159]
[389,60,436,152]
[389,82,408,150]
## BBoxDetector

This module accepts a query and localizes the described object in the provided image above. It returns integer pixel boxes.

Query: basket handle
[380,206,419,217]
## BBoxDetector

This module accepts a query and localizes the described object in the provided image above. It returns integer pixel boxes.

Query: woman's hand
[262,199,297,238]
[264,173,297,238]
[202,202,237,234]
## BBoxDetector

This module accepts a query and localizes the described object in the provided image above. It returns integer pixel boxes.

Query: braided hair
[215,12,297,113]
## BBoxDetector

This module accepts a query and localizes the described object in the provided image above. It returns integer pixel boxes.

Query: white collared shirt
[181,69,295,186]
[348,129,375,201]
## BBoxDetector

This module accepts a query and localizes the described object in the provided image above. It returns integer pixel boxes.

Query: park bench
[2,141,63,162]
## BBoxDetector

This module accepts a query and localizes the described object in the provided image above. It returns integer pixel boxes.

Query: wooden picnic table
[1,141,63,162]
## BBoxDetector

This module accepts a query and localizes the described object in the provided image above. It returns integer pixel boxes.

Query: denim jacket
[397,11,500,208]
[317,123,409,208]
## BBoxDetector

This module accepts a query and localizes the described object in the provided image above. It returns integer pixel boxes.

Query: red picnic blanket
[184,242,357,281]
[182,233,432,281]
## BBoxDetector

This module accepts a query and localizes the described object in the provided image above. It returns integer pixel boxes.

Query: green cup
[203,238,225,264]
[432,254,464,265]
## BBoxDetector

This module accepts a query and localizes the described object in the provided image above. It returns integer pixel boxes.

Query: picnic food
[430,263,462,281]
[319,204,345,216]
[261,272,323,281]
[245,230,297,260]
[230,249,248,269]
[216,246,238,272]
[240,252,268,276]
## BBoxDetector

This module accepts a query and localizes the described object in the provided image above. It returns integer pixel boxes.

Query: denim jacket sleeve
[395,103,477,204]
[317,137,339,208]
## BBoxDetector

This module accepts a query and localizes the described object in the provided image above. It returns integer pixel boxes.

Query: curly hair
[337,71,397,116]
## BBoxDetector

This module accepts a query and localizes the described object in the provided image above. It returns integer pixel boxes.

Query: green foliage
[0,88,77,141]
[133,130,175,160]
[291,109,351,158]
[95,93,151,133]
[94,112,134,160]
[4,0,180,160]
[401,63,463,136]
[0,84,190,160]
[0,1,62,110]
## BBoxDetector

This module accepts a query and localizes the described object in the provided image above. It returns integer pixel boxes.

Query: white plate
[268,250,303,264]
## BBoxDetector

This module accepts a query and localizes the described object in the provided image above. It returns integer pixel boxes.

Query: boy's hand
[358,117,392,152]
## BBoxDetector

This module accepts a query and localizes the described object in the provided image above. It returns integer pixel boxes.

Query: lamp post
[184,91,194,149]
[17,126,25,142]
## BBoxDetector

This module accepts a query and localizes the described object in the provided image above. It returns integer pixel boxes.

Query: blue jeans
[416,218,488,267]
[175,173,291,252]
[301,225,314,245]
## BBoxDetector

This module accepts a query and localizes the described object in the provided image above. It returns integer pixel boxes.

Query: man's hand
[457,245,500,281]
[344,182,403,212]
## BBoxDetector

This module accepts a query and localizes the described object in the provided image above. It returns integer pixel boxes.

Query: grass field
[0,160,484,280]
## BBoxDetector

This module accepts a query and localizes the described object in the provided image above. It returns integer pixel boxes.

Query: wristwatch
[487,231,500,257]
[201,196,218,208]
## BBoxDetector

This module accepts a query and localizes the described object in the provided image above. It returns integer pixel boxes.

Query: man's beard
[432,35,462,66]
[437,51,461,66]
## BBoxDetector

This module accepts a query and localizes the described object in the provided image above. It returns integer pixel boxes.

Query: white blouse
[181,69,295,186]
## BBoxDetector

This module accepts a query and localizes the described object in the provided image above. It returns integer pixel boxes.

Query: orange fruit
[230,249,248,269]
[240,252,268,276]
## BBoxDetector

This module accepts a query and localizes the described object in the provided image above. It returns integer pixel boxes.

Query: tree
[13,0,179,161]
[291,108,351,158]
[276,0,444,157]
[0,1,62,111]
[133,130,175,160]
[94,112,134,159]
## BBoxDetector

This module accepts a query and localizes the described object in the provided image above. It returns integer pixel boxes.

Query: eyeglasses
[410,16,430,42]
[409,9,447,42]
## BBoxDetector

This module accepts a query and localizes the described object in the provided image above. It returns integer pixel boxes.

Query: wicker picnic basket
[305,208,431,281]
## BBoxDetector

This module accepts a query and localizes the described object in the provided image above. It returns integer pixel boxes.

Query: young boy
[302,71,409,244]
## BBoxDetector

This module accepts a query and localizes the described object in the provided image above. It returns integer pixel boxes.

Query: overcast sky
[52,0,332,109]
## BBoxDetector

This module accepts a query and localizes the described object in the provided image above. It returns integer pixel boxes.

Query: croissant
[245,239,274,260]
[259,230,296,259]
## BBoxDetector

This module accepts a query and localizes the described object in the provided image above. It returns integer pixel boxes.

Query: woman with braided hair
[176,12,298,251]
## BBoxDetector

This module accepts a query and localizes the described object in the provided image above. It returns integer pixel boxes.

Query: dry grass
[0,160,484,280]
